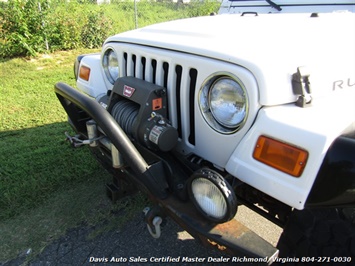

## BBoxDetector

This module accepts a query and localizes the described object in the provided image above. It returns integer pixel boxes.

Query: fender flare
[306,134,355,208]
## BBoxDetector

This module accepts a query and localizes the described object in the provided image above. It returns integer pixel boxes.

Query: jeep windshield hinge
[292,66,312,108]
[265,0,282,11]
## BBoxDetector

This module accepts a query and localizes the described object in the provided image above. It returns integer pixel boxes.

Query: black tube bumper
[55,82,279,264]
[55,82,168,199]
[306,134,355,207]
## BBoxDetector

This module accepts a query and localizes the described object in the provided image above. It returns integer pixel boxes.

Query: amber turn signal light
[253,136,308,177]
[79,65,91,81]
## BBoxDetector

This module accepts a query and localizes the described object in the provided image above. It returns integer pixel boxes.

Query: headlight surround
[199,74,248,134]
[103,48,119,84]
[188,168,237,223]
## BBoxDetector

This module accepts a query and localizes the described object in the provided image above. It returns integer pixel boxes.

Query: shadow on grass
[0,122,146,263]
[0,122,105,220]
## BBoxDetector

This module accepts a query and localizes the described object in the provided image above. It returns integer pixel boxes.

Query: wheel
[276,208,355,265]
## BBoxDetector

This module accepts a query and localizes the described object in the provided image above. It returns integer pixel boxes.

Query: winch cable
[111,100,139,136]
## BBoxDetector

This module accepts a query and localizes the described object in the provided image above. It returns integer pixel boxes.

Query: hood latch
[292,66,312,108]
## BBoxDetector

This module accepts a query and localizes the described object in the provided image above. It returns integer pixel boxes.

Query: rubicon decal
[123,85,136,97]
[333,77,355,91]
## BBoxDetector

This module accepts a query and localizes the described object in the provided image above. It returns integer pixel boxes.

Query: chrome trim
[198,72,249,134]
[102,47,119,84]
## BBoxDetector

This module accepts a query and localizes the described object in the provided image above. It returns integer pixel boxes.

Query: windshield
[219,0,355,14]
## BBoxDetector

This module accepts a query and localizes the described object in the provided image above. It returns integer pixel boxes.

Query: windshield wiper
[265,0,282,11]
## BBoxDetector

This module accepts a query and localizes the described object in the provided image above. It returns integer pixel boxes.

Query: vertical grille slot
[132,54,137,77]
[163,62,170,120]
[118,47,197,148]
[124,53,134,76]
[151,59,157,84]
[175,65,183,138]
[189,68,198,145]
[123,52,128,76]
[163,62,169,89]
[141,57,146,80]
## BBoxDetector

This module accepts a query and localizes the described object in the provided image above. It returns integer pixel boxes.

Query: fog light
[188,168,237,223]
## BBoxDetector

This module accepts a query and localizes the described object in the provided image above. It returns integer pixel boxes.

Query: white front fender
[76,53,110,98]
[226,89,355,209]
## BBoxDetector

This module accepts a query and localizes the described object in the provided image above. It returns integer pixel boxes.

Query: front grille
[109,42,259,168]
[119,49,198,146]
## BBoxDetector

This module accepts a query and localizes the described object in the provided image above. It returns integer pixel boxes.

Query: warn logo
[123,85,135,98]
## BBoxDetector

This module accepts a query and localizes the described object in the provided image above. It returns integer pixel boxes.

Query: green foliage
[0,0,50,57]
[187,0,220,17]
[81,11,112,49]
[47,2,83,51]
[0,0,220,58]
[0,1,111,57]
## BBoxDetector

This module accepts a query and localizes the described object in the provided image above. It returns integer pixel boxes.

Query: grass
[0,2,221,262]
[0,49,99,219]
[49,1,220,34]
[0,49,148,263]
[105,1,220,31]
[0,49,151,264]
[0,1,220,219]
[0,179,147,263]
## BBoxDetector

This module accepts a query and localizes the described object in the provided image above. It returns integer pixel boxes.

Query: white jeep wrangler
[55,1,355,264]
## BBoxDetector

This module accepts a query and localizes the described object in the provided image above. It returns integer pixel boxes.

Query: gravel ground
[0,206,282,266]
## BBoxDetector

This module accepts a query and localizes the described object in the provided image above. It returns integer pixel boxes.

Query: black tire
[276,208,355,265]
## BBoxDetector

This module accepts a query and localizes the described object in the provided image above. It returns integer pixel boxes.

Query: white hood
[106,12,355,106]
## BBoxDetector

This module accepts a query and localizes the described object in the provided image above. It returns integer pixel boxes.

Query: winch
[100,77,178,152]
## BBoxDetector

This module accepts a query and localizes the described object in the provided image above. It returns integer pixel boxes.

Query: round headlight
[188,168,237,223]
[103,49,119,84]
[199,74,248,134]
[209,78,247,128]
